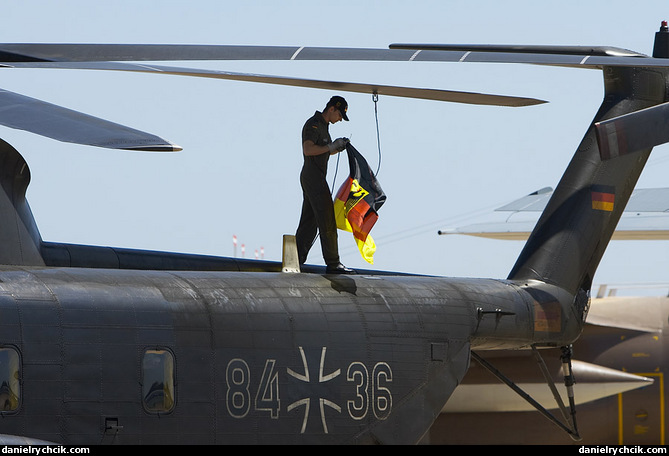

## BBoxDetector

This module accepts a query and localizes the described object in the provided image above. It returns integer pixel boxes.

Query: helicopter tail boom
[508,64,665,302]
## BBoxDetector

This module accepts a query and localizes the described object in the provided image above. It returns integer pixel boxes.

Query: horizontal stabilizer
[6,61,544,107]
[595,101,669,159]
[0,88,180,151]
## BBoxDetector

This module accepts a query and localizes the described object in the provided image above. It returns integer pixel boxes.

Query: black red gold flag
[334,144,386,264]
[591,185,615,212]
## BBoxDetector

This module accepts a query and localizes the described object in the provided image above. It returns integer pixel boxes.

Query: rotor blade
[0,88,181,151]
[2,43,668,69]
[389,44,647,57]
[0,43,307,62]
[595,101,669,160]
[128,63,546,107]
[5,61,545,107]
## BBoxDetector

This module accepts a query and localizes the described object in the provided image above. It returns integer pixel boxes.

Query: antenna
[653,20,669,58]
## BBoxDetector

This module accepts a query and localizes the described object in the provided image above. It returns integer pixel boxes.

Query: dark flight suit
[295,111,340,266]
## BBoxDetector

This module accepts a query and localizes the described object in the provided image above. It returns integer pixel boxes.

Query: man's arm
[302,140,331,156]
[303,138,348,156]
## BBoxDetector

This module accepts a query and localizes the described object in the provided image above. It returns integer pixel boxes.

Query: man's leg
[311,191,340,267]
[295,196,317,265]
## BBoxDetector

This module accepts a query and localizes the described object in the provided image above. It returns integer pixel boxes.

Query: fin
[501,23,669,296]
[508,65,666,297]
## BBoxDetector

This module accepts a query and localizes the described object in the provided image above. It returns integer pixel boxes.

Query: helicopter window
[0,347,19,412]
[142,349,175,413]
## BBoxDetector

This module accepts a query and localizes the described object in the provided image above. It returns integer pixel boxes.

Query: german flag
[334,144,386,264]
[591,185,615,212]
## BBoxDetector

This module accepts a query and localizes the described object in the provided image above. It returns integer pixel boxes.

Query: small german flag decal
[591,185,615,212]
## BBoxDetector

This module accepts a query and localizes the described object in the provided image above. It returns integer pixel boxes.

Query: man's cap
[327,96,349,121]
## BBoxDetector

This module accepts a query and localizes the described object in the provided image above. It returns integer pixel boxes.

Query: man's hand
[328,137,350,154]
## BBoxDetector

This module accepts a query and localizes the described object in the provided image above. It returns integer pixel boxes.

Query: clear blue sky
[2,0,669,291]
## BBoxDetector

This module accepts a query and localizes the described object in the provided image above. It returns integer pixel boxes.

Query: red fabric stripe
[335,177,353,203]
[591,191,615,203]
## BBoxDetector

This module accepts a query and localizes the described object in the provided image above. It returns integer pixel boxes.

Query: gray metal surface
[2,42,669,69]
[4,61,545,107]
[596,101,669,159]
[0,88,180,151]
[0,266,539,444]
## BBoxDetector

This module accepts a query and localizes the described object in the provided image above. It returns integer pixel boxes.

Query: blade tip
[122,142,182,152]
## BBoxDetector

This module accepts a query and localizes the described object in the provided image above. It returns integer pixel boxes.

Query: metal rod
[561,345,580,439]
[470,351,580,440]
[531,346,571,425]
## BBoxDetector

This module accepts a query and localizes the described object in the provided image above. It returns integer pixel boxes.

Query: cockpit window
[0,347,20,412]
[142,349,175,413]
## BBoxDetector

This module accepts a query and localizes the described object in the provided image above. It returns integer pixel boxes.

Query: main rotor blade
[124,63,546,107]
[389,44,646,57]
[0,88,181,151]
[5,61,545,107]
[595,101,669,159]
[2,43,669,69]
[0,44,307,62]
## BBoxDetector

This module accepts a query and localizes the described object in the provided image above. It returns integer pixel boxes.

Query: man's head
[325,96,349,122]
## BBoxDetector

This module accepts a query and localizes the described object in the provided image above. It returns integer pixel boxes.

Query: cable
[372,92,382,176]
[337,198,512,254]
[330,147,340,194]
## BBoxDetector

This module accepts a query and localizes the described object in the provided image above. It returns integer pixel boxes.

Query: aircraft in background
[435,189,669,445]
[0,22,668,445]
[440,186,669,241]
[430,287,667,445]
[432,184,669,444]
